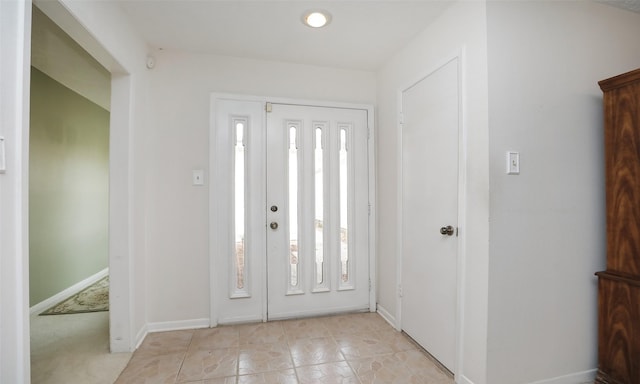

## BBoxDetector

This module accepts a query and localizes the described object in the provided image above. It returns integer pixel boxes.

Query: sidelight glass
[289,126,299,288]
[339,127,349,283]
[314,127,325,285]
[234,121,246,290]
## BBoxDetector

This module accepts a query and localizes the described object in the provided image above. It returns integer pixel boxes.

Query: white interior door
[266,103,370,320]
[400,58,460,371]
[211,97,372,324]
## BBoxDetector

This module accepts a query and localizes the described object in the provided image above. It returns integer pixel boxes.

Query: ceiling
[117,1,455,72]
[117,0,640,72]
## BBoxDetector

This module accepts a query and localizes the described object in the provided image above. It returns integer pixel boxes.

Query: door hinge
[368,203,371,216]
[265,102,272,113]
[399,112,404,125]
[369,278,372,292]
[397,284,403,298]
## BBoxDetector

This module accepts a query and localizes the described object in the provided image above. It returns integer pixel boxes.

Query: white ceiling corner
[598,0,640,13]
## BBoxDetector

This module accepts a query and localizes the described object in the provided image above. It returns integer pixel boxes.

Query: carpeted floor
[30,310,132,384]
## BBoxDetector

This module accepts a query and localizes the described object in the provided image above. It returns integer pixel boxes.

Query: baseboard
[376,304,398,329]
[456,374,474,384]
[134,324,149,350]
[527,369,597,384]
[131,318,210,351]
[30,268,109,315]
[450,369,595,384]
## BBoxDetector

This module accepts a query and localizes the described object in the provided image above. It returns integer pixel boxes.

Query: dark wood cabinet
[596,68,640,384]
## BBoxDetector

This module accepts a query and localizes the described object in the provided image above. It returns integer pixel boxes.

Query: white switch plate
[507,151,519,175]
[0,136,5,174]
[192,169,204,186]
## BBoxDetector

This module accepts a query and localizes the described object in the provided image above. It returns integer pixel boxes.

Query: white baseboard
[30,268,109,315]
[134,324,149,350]
[527,369,597,384]
[132,318,210,351]
[452,369,596,384]
[456,374,474,384]
[376,304,398,329]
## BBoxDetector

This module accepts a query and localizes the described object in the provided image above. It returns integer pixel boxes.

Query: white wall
[143,50,376,323]
[486,2,640,383]
[0,1,32,381]
[376,2,489,384]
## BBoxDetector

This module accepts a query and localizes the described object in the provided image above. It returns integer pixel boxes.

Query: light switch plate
[507,151,519,175]
[0,136,5,174]
[192,169,204,186]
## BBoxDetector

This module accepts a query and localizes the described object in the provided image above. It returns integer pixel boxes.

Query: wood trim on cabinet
[597,67,640,384]
[599,68,640,92]
[596,271,640,287]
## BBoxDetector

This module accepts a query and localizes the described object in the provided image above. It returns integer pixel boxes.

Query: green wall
[29,67,110,306]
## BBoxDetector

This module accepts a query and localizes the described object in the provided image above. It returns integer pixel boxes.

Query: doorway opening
[28,5,122,381]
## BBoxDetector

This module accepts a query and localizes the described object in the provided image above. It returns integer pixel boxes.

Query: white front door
[266,103,370,320]
[211,97,372,324]
[400,57,460,372]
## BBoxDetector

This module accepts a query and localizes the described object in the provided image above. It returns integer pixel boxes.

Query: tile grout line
[234,323,240,384]
[327,318,363,383]
[173,330,195,384]
[283,323,303,384]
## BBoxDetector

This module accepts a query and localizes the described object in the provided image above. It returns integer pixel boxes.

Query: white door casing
[399,56,463,373]
[210,95,376,325]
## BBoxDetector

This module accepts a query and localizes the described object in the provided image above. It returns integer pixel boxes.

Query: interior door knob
[440,225,454,236]
[270,222,279,230]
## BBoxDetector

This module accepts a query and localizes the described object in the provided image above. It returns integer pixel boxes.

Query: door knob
[440,226,454,236]
[270,222,279,230]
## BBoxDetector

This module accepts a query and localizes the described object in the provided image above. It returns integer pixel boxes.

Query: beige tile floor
[115,312,453,384]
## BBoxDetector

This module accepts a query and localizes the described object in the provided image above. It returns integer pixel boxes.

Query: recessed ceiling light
[302,10,331,28]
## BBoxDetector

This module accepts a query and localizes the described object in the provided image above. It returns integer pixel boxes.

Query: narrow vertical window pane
[339,128,349,283]
[314,128,324,284]
[289,126,299,287]
[234,122,245,290]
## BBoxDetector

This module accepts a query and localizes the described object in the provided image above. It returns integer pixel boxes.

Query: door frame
[396,50,467,376]
[209,94,376,326]
[31,0,136,354]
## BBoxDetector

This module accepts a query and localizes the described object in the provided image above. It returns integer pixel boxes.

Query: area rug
[40,276,109,315]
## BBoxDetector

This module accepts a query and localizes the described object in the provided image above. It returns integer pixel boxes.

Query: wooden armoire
[596,67,640,384]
